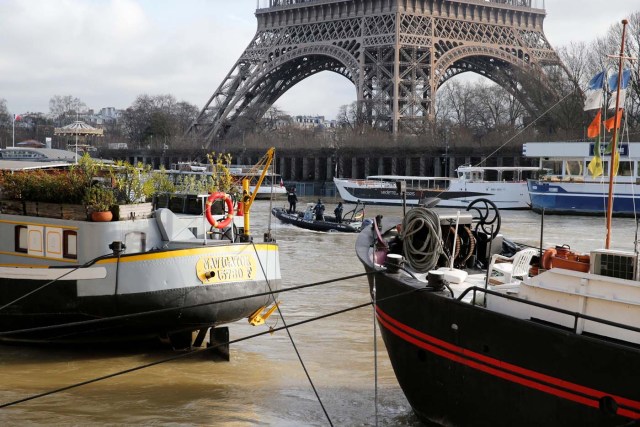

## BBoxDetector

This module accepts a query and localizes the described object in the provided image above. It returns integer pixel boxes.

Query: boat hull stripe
[376,305,640,418]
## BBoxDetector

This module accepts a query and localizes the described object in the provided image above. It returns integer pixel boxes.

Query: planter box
[0,200,24,215]
[38,202,88,220]
[1,200,88,220]
[113,202,154,221]
[155,194,205,215]
[25,201,39,216]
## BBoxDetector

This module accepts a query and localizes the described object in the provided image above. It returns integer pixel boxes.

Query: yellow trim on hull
[95,243,279,264]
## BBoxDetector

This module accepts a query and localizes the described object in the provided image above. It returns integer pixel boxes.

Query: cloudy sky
[0,0,636,119]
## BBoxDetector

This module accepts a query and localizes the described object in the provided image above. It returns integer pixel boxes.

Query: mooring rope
[0,271,375,338]
[251,241,333,427]
[0,275,424,411]
[0,252,113,313]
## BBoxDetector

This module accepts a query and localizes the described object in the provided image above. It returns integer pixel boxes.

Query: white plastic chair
[488,248,537,284]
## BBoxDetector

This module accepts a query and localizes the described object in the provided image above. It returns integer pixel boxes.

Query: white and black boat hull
[0,243,281,344]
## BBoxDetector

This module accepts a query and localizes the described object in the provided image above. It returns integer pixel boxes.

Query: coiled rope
[401,208,444,273]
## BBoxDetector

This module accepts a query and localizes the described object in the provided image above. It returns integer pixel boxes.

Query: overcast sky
[0,0,636,119]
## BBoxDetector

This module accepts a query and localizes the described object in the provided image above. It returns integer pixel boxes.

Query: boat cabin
[365,175,452,190]
[455,166,548,183]
[523,142,640,182]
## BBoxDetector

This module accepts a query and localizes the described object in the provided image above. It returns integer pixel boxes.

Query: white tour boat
[334,165,544,209]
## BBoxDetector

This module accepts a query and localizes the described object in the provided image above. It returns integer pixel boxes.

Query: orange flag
[587,110,601,138]
[604,109,623,131]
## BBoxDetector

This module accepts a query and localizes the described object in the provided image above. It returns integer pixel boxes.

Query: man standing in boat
[313,199,325,221]
[287,186,298,213]
[334,202,343,223]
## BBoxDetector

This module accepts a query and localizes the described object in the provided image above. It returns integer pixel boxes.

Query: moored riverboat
[0,151,281,347]
[334,165,544,209]
[357,207,640,426]
[525,141,640,216]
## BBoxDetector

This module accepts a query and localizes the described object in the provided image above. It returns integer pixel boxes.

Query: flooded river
[1,200,637,426]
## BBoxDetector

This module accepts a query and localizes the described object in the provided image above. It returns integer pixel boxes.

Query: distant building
[108,142,128,150]
[86,107,122,126]
[293,115,337,130]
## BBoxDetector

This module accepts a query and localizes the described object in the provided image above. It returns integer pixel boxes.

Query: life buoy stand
[541,247,557,270]
[205,192,234,229]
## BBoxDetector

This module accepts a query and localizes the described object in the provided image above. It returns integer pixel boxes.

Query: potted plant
[109,161,157,220]
[84,185,117,222]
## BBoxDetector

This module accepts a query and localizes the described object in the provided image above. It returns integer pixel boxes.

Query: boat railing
[458,286,640,339]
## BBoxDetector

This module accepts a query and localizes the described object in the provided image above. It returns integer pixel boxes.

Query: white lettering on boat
[196,254,257,284]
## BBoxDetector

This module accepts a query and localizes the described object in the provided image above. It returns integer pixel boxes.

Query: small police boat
[272,202,368,233]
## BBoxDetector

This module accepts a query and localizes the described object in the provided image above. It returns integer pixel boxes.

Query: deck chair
[488,248,537,284]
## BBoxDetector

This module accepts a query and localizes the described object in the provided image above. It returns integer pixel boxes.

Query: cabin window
[619,161,633,177]
[564,161,583,177]
[63,230,78,259]
[14,225,28,253]
[540,160,562,176]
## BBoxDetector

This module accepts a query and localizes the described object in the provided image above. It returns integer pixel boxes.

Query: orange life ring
[541,247,557,270]
[205,192,234,229]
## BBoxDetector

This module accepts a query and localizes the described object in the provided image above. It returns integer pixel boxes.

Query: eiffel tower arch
[190,0,563,146]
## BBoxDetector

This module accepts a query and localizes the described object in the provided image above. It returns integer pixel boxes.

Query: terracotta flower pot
[91,211,113,222]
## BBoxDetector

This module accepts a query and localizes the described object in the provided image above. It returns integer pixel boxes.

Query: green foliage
[168,153,240,197]
[149,166,176,194]
[83,185,117,212]
[0,169,90,204]
[110,160,155,204]
[207,152,239,196]
[173,174,215,195]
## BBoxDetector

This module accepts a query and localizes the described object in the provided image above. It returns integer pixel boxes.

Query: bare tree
[120,94,200,148]
[48,95,87,124]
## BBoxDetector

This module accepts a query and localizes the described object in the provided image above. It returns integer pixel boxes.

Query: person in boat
[287,186,298,213]
[334,202,343,223]
[313,199,325,221]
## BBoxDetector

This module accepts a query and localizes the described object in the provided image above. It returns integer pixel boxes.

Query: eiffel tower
[190,0,562,147]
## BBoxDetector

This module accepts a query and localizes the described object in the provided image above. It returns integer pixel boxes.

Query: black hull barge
[356,214,640,426]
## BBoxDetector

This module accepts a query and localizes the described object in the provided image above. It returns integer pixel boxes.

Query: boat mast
[605,19,629,249]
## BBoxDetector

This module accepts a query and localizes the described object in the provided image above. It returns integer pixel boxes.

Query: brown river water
[1,199,637,426]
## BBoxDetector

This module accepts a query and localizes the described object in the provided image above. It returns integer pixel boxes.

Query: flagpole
[605,19,628,249]
[12,114,15,148]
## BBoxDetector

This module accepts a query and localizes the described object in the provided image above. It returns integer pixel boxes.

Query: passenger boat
[271,201,368,233]
[334,165,544,209]
[0,150,281,347]
[170,162,286,200]
[525,141,640,216]
[356,21,640,426]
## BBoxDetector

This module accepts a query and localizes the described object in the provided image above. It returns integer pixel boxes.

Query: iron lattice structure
[190,0,562,146]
